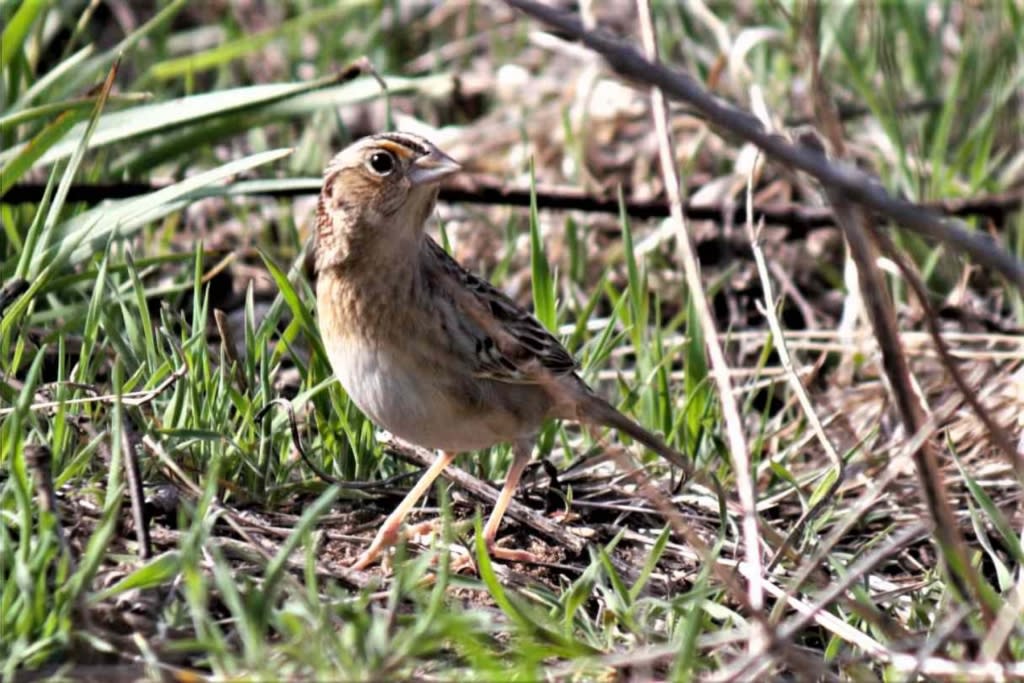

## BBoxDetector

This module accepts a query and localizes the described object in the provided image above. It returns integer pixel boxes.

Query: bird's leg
[481,438,538,563]
[351,450,457,570]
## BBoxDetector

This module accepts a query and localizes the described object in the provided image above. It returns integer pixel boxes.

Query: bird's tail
[580,394,690,475]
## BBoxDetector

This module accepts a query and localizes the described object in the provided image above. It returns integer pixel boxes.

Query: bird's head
[313,132,460,274]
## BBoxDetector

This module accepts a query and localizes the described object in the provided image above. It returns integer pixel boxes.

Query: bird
[312,131,688,570]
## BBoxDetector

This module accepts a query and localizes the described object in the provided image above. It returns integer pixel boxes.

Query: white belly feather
[326,341,507,452]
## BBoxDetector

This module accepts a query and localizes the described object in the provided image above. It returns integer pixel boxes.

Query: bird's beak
[407,147,461,187]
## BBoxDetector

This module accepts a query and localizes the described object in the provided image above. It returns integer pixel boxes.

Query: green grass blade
[528,158,557,330]
[0,73,372,170]
[257,248,327,364]
[0,92,152,134]
[29,56,121,276]
[262,485,340,601]
[11,44,94,110]
[147,3,375,80]
[0,0,45,71]
[89,552,183,604]
[0,109,85,197]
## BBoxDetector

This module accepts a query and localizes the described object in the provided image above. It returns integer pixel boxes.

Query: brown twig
[4,178,1020,236]
[807,130,995,624]
[870,227,1024,484]
[382,435,587,555]
[24,445,72,562]
[121,427,151,560]
[798,0,996,621]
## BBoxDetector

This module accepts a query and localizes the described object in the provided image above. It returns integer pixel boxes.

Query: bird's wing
[425,237,578,383]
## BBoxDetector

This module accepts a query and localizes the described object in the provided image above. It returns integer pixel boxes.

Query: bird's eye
[367,151,396,176]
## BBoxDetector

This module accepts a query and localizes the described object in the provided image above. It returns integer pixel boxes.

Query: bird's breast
[316,272,552,452]
[323,334,531,451]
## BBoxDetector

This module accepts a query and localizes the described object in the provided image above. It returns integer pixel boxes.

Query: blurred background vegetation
[2,1,1022,679]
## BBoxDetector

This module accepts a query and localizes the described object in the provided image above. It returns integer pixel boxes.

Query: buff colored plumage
[314,132,687,569]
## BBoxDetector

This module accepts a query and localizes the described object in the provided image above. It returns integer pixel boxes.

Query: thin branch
[382,435,587,555]
[4,179,1020,236]
[801,0,997,627]
[121,427,151,560]
[871,227,1024,483]
[0,363,188,417]
[25,445,73,564]
[503,0,1024,290]
[813,133,996,624]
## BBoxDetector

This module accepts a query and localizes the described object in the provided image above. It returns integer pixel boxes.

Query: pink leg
[482,439,538,563]
[351,450,457,570]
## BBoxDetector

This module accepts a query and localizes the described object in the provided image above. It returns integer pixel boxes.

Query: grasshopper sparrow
[313,132,687,569]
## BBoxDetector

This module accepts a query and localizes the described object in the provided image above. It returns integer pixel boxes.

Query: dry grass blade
[722,522,930,682]
[0,364,187,417]
[635,0,765,653]
[980,575,1024,662]
[746,203,844,572]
